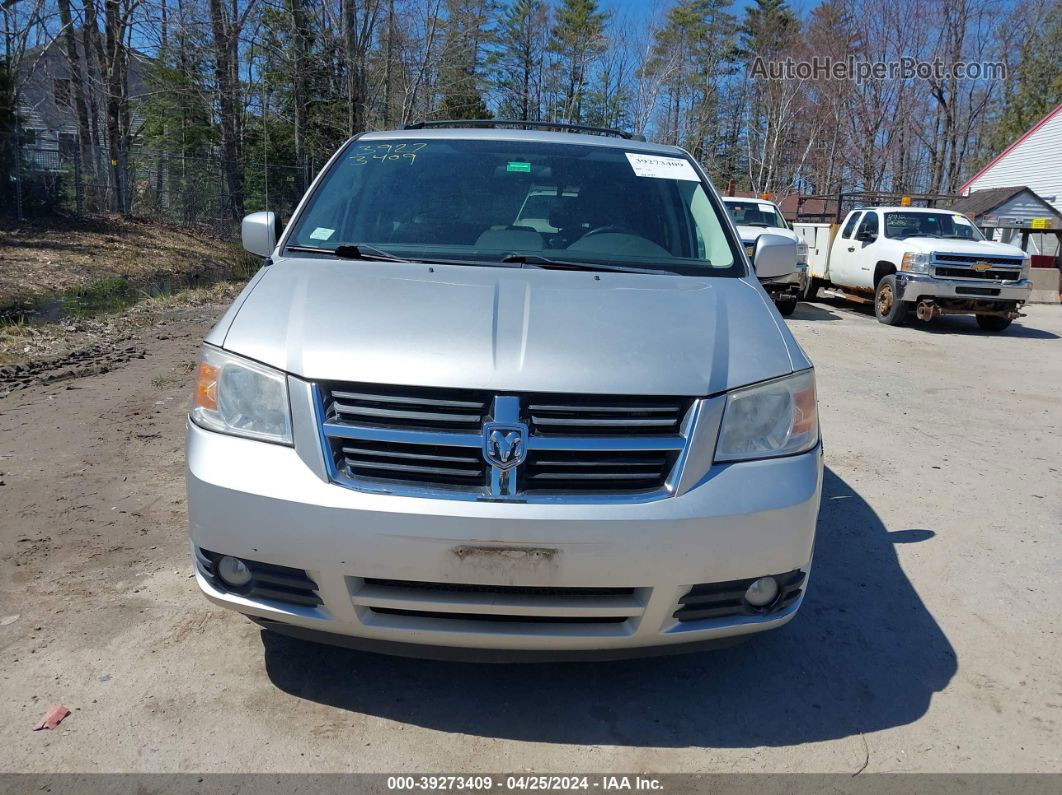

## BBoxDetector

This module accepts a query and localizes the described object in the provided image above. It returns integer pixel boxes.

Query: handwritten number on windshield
[351,142,427,166]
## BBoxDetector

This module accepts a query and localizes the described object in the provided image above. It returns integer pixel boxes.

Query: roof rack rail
[402,119,646,142]
[795,190,961,223]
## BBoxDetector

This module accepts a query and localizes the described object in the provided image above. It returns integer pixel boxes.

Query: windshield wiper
[499,253,668,275]
[287,245,668,273]
[286,243,411,262]
[287,245,529,269]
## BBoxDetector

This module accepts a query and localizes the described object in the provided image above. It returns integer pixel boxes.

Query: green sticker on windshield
[507,161,531,173]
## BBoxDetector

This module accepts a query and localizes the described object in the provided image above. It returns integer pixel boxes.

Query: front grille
[323,383,490,433]
[956,286,1001,296]
[935,266,1021,281]
[335,438,486,489]
[527,395,687,436]
[368,608,628,624]
[673,570,804,622]
[318,382,692,501]
[195,547,322,607]
[353,578,644,628]
[522,449,675,493]
[933,253,1025,267]
[363,579,635,598]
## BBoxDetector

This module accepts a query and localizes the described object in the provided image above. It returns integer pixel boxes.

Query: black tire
[976,314,1012,332]
[803,277,822,301]
[874,274,909,326]
[776,297,798,316]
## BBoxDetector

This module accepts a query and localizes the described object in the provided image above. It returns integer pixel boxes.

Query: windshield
[884,211,984,240]
[725,200,787,229]
[285,138,740,276]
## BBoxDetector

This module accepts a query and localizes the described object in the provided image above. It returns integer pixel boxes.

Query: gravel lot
[0,298,1060,774]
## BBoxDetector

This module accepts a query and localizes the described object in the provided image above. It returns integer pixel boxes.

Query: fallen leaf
[32,705,71,731]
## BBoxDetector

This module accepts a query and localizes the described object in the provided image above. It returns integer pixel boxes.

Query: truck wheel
[874,275,909,326]
[803,278,822,301]
[976,314,1012,332]
[776,298,798,316]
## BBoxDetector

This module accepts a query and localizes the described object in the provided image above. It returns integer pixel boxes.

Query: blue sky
[602,0,803,25]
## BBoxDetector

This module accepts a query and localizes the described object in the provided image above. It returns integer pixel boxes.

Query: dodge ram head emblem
[483,422,527,470]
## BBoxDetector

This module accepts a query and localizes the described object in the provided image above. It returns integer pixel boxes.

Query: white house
[962,104,1062,212]
[961,104,1062,262]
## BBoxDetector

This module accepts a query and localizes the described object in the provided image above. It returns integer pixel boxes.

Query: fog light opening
[744,576,780,609]
[217,555,252,588]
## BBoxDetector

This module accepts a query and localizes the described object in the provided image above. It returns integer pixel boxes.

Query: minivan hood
[218,258,802,396]
[734,225,799,244]
[897,237,1025,257]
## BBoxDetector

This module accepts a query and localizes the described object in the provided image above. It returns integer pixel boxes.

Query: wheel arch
[873,261,897,287]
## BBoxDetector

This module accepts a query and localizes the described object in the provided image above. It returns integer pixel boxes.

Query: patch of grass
[0,215,246,308]
[1,263,255,328]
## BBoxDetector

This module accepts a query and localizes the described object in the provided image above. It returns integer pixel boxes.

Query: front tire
[875,275,909,326]
[976,314,1012,332]
[804,277,822,301]
[776,298,798,316]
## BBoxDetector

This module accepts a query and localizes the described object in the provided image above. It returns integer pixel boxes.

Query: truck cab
[723,197,808,316]
[797,207,1032,332]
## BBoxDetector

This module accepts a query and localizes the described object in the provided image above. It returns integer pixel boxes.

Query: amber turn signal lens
[195,361,219,411]
[792,381,817,436]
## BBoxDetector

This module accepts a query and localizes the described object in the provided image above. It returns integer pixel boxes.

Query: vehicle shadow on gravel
[789,302,842,321]
[809,297,1059,339]
[261,467,956,748]
[906,316,1060,339]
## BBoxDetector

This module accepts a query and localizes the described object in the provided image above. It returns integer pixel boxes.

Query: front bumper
[761,266,808,298]
[896,273,1031,303]
[187,422,822,658]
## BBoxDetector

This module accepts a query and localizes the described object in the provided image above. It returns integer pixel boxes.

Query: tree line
[1,0,1060,221]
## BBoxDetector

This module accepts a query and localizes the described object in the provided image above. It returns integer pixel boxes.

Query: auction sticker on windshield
[625,152,699,181]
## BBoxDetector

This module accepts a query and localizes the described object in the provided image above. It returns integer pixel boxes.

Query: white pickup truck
[794,206,1032,332]
[723,197,808,316]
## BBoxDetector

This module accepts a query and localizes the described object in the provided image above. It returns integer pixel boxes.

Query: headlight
[900,251,931,273]
[191,345,292,445]
[1021,254,1031,280]
[796,240,809,264]
[715,370,818,462]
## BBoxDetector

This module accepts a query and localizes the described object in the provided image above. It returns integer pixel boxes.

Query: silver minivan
[186,122,822,661]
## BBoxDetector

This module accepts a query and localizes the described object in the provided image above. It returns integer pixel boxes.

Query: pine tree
[642,0,737,157]
[0,57,19,213]
[548,0,608,123]
[493,0,547,121]
[739,0,797,58]
[986,1,1062,155]
[436,0,494,120]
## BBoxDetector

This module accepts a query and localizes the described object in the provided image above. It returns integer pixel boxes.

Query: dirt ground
[0,217,243,310]
[0,295,1060,774]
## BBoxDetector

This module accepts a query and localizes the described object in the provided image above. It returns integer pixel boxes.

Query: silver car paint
[187,420,822,653]
[190,128,821,656]
[219,259,806,395]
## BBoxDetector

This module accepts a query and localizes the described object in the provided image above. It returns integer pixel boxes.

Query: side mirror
[752,233,798,280]
[242,211,281,257]
[857,229,877,243]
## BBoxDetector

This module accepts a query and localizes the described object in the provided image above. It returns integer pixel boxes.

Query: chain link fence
[1,131,310,238]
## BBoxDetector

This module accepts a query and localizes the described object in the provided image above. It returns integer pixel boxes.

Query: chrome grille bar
[331,390,484,409]
[316,382,693,501]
